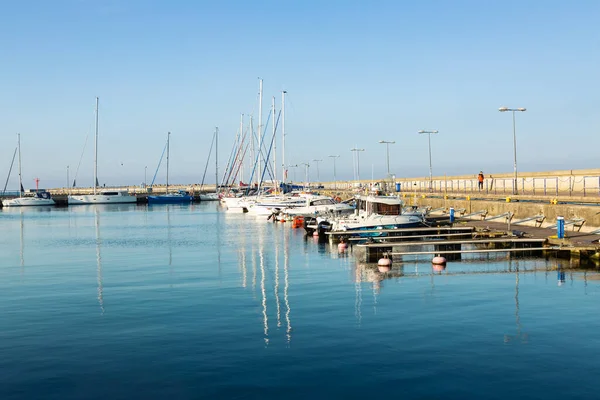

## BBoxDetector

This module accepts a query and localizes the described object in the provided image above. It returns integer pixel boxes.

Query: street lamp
[312,159,323,182]
[350,148,365,184]
[328,155,340,189]
[417,130,438,191]
[300,162,310,188]
[499,107,527,195]
[66,165,69,189]
[378,140,395,178]
[286,164,298,182]
[144,166,147,188]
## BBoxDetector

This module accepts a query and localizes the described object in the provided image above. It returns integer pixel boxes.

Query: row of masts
[5,79,286,194]
[219,79,288,194]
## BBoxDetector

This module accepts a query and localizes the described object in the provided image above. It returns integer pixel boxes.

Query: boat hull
[199,193,220,201]
[1,198,55,207]
[68,194,137,205]
[148,195,193,204]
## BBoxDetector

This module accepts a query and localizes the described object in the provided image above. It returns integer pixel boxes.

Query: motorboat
[280,195,354,217]
[313,195,425,235]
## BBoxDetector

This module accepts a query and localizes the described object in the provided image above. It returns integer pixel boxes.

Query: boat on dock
[1,134,55,207]
[306,195,425,237]
[148,132,193,204]
[68,97,136,205]
[280,195,354,217]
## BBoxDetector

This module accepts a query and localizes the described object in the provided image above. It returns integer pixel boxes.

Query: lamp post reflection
[504,265,527,343]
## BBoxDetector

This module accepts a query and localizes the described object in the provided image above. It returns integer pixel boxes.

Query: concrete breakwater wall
[320,168,600,198]
[407,194,600,233]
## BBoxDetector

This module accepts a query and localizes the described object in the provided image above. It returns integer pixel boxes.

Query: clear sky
[1,0,599,189]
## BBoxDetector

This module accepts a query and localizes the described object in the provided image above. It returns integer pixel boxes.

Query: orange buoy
[291,216,305,229]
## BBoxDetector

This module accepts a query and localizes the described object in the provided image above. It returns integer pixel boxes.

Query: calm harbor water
[2,203,600,399]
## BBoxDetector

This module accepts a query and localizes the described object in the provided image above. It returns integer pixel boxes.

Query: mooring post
[557,216,565,239]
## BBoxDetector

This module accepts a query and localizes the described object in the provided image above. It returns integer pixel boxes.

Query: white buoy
[432,264,446,272]
[313,231,319,237]
[432,256,447,265]
[378,256,392,269]
[378,265,391,273]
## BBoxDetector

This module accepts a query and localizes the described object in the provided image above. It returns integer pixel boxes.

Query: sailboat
[199,128,220,201]
[148,132,193,204]
[1,134,55,207]
[68,97,136,205]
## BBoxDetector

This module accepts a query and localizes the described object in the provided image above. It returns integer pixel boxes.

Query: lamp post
[378,140,395,178]
[499,107,527,195]
[300,162,310,188]
[350,148,365,185]
[144,166,147,188]
[417,130,438,191]
[328,155,340,189]
[66,165,69,189]
[286,164,298,182]
[312,159,322,182]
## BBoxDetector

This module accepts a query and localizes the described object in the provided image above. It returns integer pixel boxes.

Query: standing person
[477,171,484,191]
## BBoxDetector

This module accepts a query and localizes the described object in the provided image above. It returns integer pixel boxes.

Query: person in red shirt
[477,171,484,190]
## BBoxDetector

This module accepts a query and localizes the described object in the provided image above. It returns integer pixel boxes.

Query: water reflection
[283,227,292,344]
[94,209,104,315]
[233,218,294,345]
[70,203,141,213]
[19,209,24,270]
[504,267,528,343]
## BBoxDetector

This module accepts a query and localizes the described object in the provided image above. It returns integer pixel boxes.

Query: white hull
[331,213,424,231]
[1,197,55,207]
[199,193,220,201]
[68,193,137,205]
[282,203,354,217]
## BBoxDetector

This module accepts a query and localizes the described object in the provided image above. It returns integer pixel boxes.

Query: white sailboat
[68,97,136,205]
[1,134,56,207]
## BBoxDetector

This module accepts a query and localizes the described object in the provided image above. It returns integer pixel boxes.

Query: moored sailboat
[1,134,55,207]
[68,97,136,205]
[148,132,193,204]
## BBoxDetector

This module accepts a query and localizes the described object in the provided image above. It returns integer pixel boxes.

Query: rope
[2,147,17,195]
[150,139,168,187]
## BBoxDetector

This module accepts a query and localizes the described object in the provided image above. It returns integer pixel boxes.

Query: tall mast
[272,96,276,192]
[93,97,99,195]
[17,133,22,197]
[250,116,254,186]
[257,78,263,192]
[166,131,170,194]
[239,114,244,183]
[281,90,286,183]
[215,127,219,194]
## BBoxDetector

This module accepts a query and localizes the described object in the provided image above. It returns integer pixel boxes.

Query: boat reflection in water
[236,220,293,346]
[94,209,104,315]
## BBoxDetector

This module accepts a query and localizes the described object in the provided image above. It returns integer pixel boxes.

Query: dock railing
[317,171,600,198]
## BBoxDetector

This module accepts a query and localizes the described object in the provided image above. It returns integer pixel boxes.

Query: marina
[3,1,600,397]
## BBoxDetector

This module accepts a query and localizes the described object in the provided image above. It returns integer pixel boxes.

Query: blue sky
[1,0,599,189]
